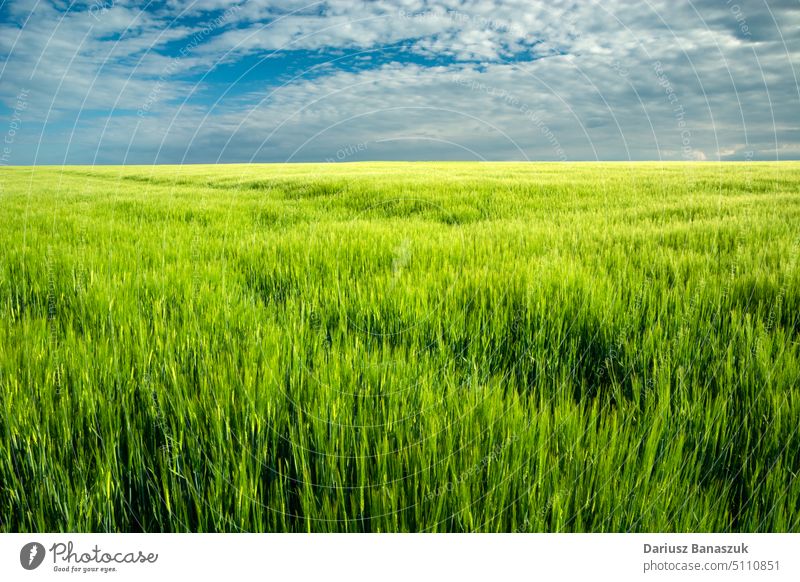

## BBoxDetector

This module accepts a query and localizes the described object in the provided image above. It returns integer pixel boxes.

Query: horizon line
[2,159,797,168]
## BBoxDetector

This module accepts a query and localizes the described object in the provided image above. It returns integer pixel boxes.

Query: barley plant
[0,161,798,532]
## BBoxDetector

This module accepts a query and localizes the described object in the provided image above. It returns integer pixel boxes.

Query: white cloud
[0,0,798,163]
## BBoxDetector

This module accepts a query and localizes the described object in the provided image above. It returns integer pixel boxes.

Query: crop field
[0,162,799,533]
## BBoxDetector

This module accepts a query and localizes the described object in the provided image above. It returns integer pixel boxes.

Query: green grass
[1,161,799,532]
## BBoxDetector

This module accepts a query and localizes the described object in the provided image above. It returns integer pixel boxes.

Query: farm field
[0,161,799,532]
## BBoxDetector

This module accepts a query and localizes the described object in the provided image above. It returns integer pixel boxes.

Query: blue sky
[0,0,798,164]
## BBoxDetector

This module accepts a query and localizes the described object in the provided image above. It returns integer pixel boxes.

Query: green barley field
[1,162,798,532]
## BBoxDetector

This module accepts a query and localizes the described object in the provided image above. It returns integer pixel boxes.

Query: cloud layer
[0,0,798,164]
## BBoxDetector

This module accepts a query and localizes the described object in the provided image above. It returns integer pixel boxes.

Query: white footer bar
[1,534,797,581]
